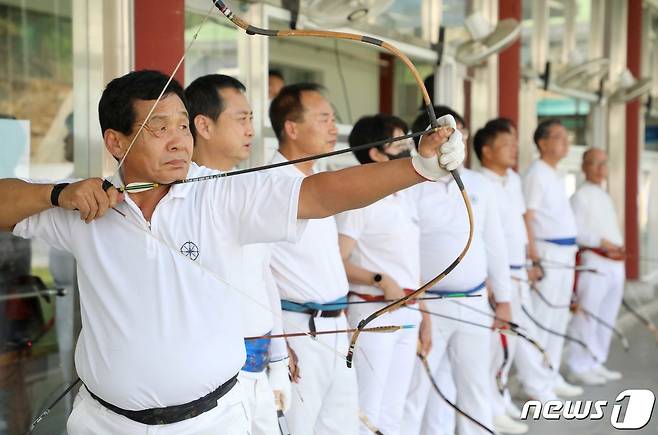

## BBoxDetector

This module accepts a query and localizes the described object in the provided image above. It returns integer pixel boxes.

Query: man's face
[109,93,193,184]
[486,131,517,169]
[208,88,254,165]
[539,124,570,161]
[583,149,608,184]
[291,91,338,155]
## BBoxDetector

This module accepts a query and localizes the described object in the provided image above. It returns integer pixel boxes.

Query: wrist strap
[50,183,69,207]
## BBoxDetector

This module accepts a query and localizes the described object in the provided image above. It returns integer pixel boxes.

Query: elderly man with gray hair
[566,148,625,385]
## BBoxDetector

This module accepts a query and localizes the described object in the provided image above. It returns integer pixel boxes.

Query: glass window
[393,57,434,126]
[364,0,424,41]
[268,19,380,125]
[1,2,77,434]
[184,3,240,84]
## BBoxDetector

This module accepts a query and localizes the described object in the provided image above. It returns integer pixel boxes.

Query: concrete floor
[518,308,658,435]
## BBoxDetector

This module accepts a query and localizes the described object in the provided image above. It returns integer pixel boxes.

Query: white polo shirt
[522,159,577,240]
[480,167,528,267]
[571,181,623,248]
[414,168,511,302]
[13,163,304,410]
[335,192,420,295]
[268,152,349,304]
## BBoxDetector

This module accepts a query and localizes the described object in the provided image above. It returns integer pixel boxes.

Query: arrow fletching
[122,182,160,193]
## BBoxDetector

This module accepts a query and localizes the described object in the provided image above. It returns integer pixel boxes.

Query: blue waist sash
[510,264,524,270]
[242,334,271,373]
[541,237,577,246]
[427,281,486,296]
[281,296,348,313]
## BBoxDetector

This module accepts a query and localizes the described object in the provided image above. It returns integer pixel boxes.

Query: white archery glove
[412,114,465,181]
[268,358,292,412]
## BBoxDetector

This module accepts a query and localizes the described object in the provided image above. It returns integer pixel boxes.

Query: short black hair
[269,83,325,142]
[185,74,246,140]
[533,118,562,148]
[348,114,409,164]
[269,69,284,81]
[485,117,515,133]
[473,119,515,162]
[411,105,465,147]
[98,70,186,136]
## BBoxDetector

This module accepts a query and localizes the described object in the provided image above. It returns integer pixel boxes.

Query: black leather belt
[298,308,343,336]
[86,373,238,425]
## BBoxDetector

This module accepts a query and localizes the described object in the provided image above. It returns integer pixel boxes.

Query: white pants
[532,242,577,378]
[238,370,279,435]
[402,294,493,435]
[347,300,420,435]
[513,270,557,399]
[67,382,250,435]
[283,311,359,435]
[566,252,625,373]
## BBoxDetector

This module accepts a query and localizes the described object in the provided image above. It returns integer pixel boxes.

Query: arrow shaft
[245,325,411,340]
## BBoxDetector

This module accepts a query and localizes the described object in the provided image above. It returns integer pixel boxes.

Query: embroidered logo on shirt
[180,241,199,261]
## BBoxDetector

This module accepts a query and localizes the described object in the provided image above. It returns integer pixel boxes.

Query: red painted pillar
[498,0,521,129]
[134,0,186,84]
[625,0,642,280]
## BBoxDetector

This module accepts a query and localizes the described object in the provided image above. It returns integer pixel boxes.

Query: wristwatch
[372,273,383,287]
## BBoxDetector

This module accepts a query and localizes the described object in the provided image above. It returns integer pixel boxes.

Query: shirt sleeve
[215,171,307,245]
[522,166,545,212]
[571,189,600,247]
[335,208,366,241]
[482,180,512,303]
[12,206,75,254]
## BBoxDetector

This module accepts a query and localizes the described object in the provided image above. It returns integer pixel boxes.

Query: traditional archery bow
[495,333,509,396]
[520,304,601,363]
[417,353,495,435]
[523,279,630,352]
[206,0,474,369]
[578,307,630,352]
[359,411,385,435]
[536,258,601,274]
[621,298,658,346]
[448,299,523,330]
[405,304,554,368]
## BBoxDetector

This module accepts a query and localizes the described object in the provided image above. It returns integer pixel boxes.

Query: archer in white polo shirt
[523,118,581,397]
[336,114,431,435]
[474,118,557,434]
[402,107,511,435]
[0,71,463,434]
[567,148,624,385]
[186,74,291,435]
